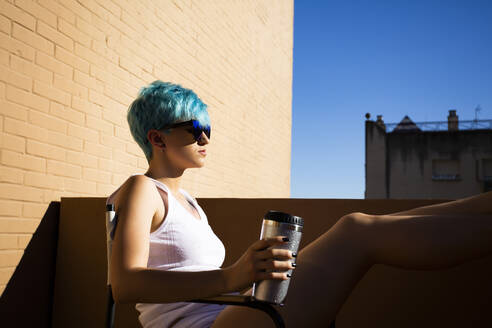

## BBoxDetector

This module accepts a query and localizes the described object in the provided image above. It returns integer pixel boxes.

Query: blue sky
[290,0,492,199]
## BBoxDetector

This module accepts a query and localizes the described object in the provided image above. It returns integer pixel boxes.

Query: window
[432,159,460,180]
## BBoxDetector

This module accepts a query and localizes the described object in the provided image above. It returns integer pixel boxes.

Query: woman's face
[160,123,209,169]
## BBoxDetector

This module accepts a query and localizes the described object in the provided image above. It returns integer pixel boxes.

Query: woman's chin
[192,159,206,168]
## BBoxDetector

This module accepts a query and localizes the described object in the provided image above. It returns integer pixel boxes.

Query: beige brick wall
[0,0,293,294]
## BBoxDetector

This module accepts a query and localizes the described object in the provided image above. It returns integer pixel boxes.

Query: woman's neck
[145,163,185,195]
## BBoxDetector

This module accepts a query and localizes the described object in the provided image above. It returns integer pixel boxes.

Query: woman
[106,80,492,328]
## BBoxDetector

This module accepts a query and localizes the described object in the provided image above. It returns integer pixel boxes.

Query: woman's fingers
[250,236,288,251]
[257,270,290,281]
[256,258,295,271]
[246,236,296,282]
[255,247,293,261]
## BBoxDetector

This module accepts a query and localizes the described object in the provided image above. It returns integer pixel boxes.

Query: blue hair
[127,80,211,162]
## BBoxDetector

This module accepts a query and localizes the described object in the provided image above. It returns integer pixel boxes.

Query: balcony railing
[432,174,461,181]
[383,119,492,133]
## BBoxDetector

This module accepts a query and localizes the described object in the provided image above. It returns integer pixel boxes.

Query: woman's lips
[198,150,206,156]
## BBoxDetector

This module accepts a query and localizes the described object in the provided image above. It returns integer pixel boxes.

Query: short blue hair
[127,80,211,162]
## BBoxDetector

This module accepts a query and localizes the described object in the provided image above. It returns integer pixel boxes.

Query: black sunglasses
[160,119,211,141]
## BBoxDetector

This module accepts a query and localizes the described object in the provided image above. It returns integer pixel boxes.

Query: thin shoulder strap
[179,188,197,204]
[135,173,172,194]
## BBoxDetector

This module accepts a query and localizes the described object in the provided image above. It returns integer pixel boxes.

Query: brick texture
[0,0,293,294]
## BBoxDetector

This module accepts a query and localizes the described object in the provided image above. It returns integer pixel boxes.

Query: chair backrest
[106,286,116,328]
[105,204,117,328]
[105,203,117,287]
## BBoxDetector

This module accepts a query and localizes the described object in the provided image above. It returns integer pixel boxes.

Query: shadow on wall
[0,201,60,328]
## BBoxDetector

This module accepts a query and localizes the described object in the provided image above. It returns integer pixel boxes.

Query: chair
[105,204,336,328]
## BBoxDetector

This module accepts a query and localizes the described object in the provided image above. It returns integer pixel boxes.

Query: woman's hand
[223,236,296,292]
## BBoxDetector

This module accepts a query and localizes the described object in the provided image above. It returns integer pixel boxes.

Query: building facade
[365,110,492,199]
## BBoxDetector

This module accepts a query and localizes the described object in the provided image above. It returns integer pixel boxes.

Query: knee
[339,212,376,257]
[340,212,375,233]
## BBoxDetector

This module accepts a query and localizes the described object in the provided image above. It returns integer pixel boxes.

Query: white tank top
[106,174,238,328]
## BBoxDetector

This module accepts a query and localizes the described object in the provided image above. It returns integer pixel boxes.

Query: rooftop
[385,118,492,133]
[368,109,492,133]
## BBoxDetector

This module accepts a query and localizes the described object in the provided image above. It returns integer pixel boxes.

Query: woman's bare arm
[386,191,492,217]
[110,175,229,304]
[114,268,229,304]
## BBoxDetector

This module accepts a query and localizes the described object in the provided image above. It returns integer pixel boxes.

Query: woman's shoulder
[116,174,153,194]
[110,175,168,235]
[111,174,162,212]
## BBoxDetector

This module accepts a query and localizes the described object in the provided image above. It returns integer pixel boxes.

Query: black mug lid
[264,210,304,226]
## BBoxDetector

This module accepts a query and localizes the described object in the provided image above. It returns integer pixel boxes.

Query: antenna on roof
[474,105,482,121]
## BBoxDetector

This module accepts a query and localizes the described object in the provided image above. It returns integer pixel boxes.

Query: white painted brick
[10,54,52,84]
[0,0,294,274]
[12,22,54,56]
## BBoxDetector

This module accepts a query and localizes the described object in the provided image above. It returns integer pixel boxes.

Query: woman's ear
[147,129,166,149]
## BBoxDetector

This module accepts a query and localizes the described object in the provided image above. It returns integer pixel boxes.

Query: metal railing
[382,119,492,133]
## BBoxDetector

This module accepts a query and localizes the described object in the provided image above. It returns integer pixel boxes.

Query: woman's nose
[198,132,209,144]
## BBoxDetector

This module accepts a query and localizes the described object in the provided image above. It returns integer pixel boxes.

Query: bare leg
[366,214,492,270]
[365,191,492,270]
[387,191,492,217]
[212,192,492,327]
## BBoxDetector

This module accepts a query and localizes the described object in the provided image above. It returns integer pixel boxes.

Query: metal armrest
[191,295,336,328]
[189,294,285,328]
[190,294,280,305]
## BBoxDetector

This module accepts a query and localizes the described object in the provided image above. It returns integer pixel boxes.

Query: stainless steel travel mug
[252,210,304,305]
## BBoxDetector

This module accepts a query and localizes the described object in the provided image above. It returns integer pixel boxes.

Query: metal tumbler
[252,210,304,305]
